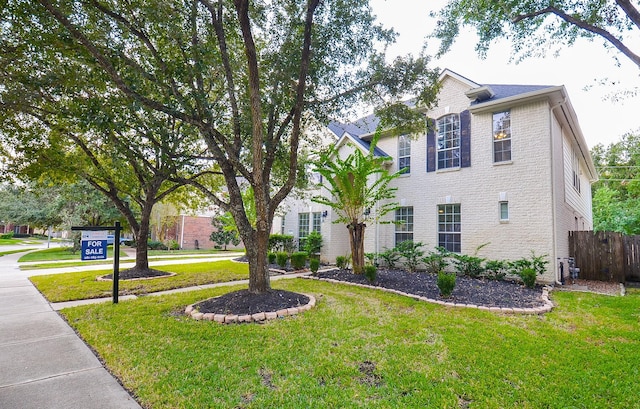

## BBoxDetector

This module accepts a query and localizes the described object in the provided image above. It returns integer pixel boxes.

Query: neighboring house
[0,223,34,235]
[275,69,597,284]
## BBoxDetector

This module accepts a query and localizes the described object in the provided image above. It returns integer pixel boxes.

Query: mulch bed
[316,269,548,309]
[194,289,310,315]
[102,268,172,280]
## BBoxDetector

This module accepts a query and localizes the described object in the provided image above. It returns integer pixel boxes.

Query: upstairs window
[572,148,581,193]
[493,111,511,162]
[398,134,411,174]
[436,114,460,169]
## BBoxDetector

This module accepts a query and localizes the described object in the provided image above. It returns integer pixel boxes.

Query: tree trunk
[348,222,366,274]
[131,201,153,272]
[244,228,271,294]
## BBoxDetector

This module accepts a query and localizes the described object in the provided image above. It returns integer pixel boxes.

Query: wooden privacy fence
[568,231,640,283]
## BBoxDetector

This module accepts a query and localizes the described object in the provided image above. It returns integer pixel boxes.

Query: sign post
[72,222,122,304]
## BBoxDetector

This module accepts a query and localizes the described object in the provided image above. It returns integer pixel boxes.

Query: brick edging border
[303,276,554,314]
[185,293,316,324]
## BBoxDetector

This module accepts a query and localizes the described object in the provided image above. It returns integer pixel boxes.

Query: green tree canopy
[432,0,640,69]
[591,131,640,234]
[2,0,440,293]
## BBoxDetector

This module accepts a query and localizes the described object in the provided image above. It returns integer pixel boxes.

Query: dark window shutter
[426,118,436,172]
[460,110,471,168]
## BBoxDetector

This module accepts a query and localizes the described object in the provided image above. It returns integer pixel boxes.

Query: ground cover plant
[29,260,249,303]
[59,280,640,408]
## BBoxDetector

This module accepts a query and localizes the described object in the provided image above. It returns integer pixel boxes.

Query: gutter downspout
[550,96,567,285]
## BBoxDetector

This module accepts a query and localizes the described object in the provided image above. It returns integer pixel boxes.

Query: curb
[304,276,554,314]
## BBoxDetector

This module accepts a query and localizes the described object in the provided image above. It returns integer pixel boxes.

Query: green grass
[18,246,92,262]
[29,260,249,302]
[58,280,640,408]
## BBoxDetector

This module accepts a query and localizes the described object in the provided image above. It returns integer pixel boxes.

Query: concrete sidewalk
[0,251,141,409]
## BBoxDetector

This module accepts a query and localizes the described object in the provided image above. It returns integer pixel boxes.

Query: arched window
[436,114,460,169]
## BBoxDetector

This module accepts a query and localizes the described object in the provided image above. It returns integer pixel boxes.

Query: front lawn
[30,260,249,302]
[59,280,640,408]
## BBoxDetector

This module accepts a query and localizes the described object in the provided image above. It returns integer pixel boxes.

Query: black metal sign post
[71,222,122,304]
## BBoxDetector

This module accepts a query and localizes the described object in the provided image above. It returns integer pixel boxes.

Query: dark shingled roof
[327,75,555,156]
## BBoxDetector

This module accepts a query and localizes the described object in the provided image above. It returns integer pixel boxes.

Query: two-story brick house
[274,69,597,283]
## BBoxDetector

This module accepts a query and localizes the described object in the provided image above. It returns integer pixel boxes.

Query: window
[398,134,411,174]
[438,204,461,253]
[280,215,286,234]
[395,206,413,245]
[436,114,460,169]
[499,201,509,222]
[493,111,511,162]
[312,212,322,233]
[298,213,309,249]
[572,148,581,193]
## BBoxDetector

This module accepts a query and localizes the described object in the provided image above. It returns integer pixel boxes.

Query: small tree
[312,143,403,274]
[304,231,323,257]
[210,213,241,251]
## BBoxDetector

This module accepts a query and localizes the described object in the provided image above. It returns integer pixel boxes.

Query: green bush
[484,260,508,281]
[437,271,456,297]
[422,247,450,274]
[290,251,307,270]
[268,252,277,264]
[148,240,168,250]
[520,268,537,289]
[508,251,549,277]
[168,240,180,250]
[269,234,295,253]
[396,241,425,272]
[304,231,323,256]
[276,251,289,268]
[336,255,350,270]
[309,258,320,273]
[0,232,14,239]
[379,247,400,269]
[452,253,485,278]
[363,264,377,283]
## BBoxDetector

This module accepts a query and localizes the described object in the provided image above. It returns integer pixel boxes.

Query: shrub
[168,240,180,250]
[379,247,400,269]
[268,234,295,253]
[336,255,351,270]
[484,259,508,281]
[437,271,456,297]
[304,231,323,256]
[364,252,377,266]
[0,232,14,239]
[290,251,307,270]
[520,268,537,288]
[148,240,168,250]
[309,258,320,273]
[452,254,485,278]
[422,247,450,274]
[396,241,425,272]
[268,252,277,264]
[363,264,377,283]
[507,251,549,282]
[276,251,289,268]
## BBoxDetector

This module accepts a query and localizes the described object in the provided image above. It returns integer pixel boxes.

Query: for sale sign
[81,230,108,260]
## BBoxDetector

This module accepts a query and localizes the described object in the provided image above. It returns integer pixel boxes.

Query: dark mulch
[195,289,310,315]
[317,269,547,309]
[102,267,172,281]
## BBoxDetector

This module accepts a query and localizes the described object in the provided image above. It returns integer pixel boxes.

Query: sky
[369,0,640,149]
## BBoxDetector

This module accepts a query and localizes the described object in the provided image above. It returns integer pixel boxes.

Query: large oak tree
[3,0,439,293]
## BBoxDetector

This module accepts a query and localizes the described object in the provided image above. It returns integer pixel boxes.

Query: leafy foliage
[437,271,456,297]
[290,252,307,270]
[432,0,640,69]
[303,231,323,256]
[363,264,377,283]
[268,234,295,253]
[520,268,537,289]
[591,132,640,234]
[422,247,451,275]
[395,240,425,273]
[210,214,241,251]
[276,252,289,269]
[309,258,320,274]
[379,247,401,269]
